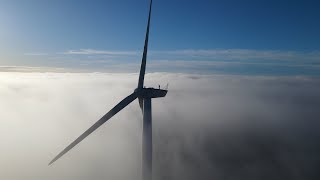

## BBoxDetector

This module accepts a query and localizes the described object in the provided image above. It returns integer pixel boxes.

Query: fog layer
[0,72,319,180]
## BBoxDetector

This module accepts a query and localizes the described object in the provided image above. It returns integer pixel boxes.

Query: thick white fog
[0,72,320,180]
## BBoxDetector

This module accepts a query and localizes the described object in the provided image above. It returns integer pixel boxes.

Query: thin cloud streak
[63,49,139,56]
[24,53,49,56]
[148,60,320,68]
[154,49,320,61]
[62,49,320,61]
[0,66,67,73]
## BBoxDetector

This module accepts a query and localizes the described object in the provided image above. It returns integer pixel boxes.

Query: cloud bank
[23,48,318,75]
[0,72,320,180]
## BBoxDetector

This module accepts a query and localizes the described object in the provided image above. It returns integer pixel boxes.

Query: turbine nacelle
[135,87,168,98]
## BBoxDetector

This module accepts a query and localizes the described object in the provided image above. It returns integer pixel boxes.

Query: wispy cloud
[153,49,320,61]
[63,49,139,56]
[62,48,320,61]
[149,60,320,68]
[24,52,48,56]
[0,66,67,72]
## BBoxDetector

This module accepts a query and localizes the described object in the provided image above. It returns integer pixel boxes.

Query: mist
[0,72,319,180]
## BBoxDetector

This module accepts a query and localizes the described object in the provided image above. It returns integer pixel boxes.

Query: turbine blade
[137,0,153,89]
[49,92,138,165]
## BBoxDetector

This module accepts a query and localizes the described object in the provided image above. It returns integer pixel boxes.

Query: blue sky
[1,0,320,75]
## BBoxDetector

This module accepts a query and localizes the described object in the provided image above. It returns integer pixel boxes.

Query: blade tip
[48,158,57,166]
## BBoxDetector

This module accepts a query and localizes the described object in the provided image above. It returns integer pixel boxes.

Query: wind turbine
[49,0,166,180]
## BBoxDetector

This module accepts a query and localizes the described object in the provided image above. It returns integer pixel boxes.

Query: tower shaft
[143,98,152,180]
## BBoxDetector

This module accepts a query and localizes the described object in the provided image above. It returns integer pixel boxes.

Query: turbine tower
[49,1,165,180]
